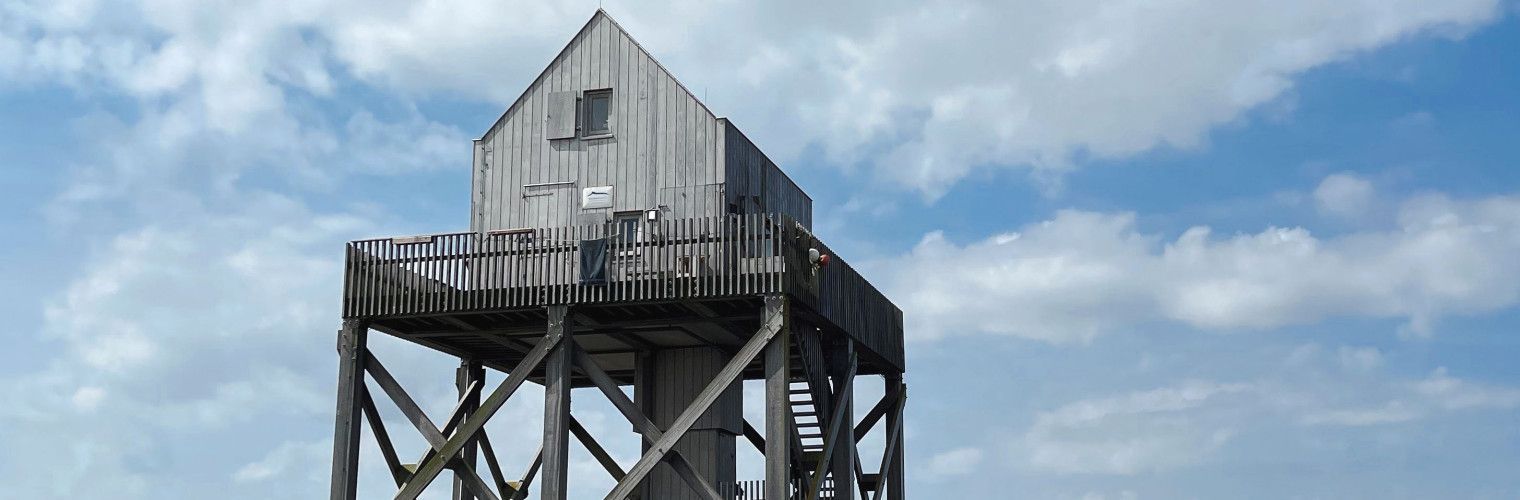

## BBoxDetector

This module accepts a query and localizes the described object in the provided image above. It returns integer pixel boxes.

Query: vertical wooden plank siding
[473,13,723,233]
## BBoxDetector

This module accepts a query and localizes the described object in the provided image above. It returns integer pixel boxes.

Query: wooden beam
[763,296,792,500]
[886,380,906,500]
[359,385,407,487]
[541,305,573,500]
[330,320,367,500]
[455,360,485,500]
[853,390,895,442]
[397,328,563,500]
[476,431,511,497]
[573,347,725,500]
[808,356,857,500]
[741,419,767,453]
[508,447,543,500]
[568,415,626,481]
[602,298,786,500]
[364,356,499,500]
[871,386,906,500]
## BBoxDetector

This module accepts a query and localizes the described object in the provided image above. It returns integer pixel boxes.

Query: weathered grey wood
[398,329,564,499]
[741,419,766,453]
[763,296,791,500]
[871,398,904,500]
[359,386,407,487]
[854,389,896,442]
[364,356,498,500]
[455,360,485,500]
[330,320,367,500]
[885,379,906,500]
[541,305,573,500]
[508,447,543,500]
[573,346,724,500]
[808,354,856,500]
[475,430,511,496]
[597,311,782,500]
[568,415,626,481]
[828,344,859,500]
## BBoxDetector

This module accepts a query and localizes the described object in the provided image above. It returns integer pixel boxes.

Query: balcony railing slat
[341,215,904,370]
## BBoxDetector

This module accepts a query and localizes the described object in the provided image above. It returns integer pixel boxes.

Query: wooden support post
[763,296,791,500]
[455,359,485,500]
[603,296,786,500]
[576,347,724,500]
[398,327,564,499]
[828,342,858,500]
[541,305,573,500]
[330,319,367,500]
[885,377,906,500]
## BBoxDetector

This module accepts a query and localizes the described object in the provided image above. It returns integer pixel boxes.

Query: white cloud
[925,446,984,478]
[1022,355,1520,476]
[1022,381,1248,475]
[1314,172,1377,219]
[1337,346,1384,373]
[70,386,106,411]
[3,0,1504,196]
[877,182,1520,342]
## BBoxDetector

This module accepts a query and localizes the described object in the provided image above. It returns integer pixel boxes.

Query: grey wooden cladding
[723,120,813,229]
[472,12,725,232]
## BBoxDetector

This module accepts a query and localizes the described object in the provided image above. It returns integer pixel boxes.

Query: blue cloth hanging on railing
[579,238,608,285]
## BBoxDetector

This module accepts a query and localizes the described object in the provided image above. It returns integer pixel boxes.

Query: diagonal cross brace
[603,307,787,500]
[807,354,857,500]
[574,347,724,500]
[397,328,564,499]
[365,354,499,500]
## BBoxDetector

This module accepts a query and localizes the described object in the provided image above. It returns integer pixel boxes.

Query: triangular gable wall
[472,11,725,231]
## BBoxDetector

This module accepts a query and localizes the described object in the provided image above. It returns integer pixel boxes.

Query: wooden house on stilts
[330,10,907,500]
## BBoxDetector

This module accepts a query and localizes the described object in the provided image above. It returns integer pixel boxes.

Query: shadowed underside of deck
[367,295,898,388]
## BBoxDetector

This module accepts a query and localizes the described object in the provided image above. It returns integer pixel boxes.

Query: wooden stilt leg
[764,296,792,500]
[329,319,367,500]
[541,305,574,500]
[454,359,485,500]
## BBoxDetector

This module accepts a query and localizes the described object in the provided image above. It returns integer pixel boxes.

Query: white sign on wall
[582,186,613,209]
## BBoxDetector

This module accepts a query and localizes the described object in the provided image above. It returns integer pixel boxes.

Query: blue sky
[3,1,1520,498]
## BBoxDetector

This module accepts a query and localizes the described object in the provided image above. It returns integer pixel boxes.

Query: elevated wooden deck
[342,214,904,380]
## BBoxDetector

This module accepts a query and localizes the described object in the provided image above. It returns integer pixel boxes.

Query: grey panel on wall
[545,91,577,140]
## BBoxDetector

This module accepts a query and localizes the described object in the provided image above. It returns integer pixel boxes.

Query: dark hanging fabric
[579,238,608,285]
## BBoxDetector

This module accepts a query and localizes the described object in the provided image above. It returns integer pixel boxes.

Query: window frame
[580,89,614,139]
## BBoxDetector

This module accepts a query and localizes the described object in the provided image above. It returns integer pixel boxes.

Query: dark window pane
[585,92,611,135]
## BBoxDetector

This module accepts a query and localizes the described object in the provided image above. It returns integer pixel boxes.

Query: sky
[3,0,1520,498]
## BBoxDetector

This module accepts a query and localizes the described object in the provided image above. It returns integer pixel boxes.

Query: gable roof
[478,9,718,141]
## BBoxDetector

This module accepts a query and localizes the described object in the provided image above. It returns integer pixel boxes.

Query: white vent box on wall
[583,186,613,209]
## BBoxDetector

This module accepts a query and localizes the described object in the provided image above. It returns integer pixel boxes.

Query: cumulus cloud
[1314,172,1378,219]
[877,182,1520,342]
[1023,381,1249,475]
[1020,352,1520,476]
[3,0,1503,196]
[925,446,985,478]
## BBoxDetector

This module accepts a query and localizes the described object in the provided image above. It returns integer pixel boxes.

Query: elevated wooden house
[330,10,907,500]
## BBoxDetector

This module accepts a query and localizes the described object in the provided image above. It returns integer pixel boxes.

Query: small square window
[582,90,612,137]
[613,212,640,244]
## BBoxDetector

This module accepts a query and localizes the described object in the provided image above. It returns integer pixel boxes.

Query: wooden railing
[342,214,904,370]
